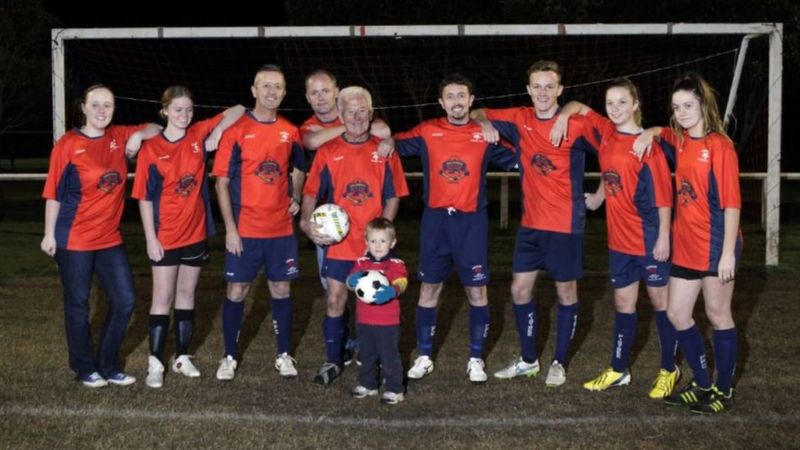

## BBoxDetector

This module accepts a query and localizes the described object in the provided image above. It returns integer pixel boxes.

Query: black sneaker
[663,379,714,407]
[690,386,733,414]
[312,362,342,386]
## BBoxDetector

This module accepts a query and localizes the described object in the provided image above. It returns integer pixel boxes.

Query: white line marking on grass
[2,405,798,428]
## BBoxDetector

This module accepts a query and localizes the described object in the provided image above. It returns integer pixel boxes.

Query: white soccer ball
[354,270,390,304]
[311,203,350,243]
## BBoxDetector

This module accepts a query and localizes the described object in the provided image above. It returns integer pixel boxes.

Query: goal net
[51,24,782,264]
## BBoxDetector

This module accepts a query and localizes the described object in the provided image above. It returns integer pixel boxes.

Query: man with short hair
[212,64,305,381]
[300,86,408,386]
[472,61,599,386]
[381,73,517,384]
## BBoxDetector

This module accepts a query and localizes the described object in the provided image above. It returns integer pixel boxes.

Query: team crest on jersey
[96,170,122,194]
[532,153,557,176]
[646,265,663,282]
[285,258,299,276]
[678,178,698,206]
[698,148,710,163]
[471,264,487,282]
[470,132,484,143]
[439,156,469,183]
[279,131,290,143]
[371,151,382,162]
[191,141,201,153]
[175,174,197,197]
[109,139,119,152]
[343,179,374,205]
[602,170,623,196]
[255,159,282,184]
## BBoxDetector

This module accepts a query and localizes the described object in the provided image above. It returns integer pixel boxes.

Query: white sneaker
[545,360,566,387]
[494,357,540,379]
[351,385,379,398]
[146,356,165,388]
[407,356,434,380]
[172,355,201,378]
[466,357,488,383]
[216,355,237,381]
[381,391,405,405]
[275,352,298,378]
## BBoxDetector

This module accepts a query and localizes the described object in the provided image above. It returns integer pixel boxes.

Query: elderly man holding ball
[299,86,408,387]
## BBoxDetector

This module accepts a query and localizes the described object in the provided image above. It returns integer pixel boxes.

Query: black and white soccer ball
[354,270,390,304]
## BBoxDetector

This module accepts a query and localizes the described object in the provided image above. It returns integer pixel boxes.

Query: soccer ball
[354,270,390,304]
[311,203,350,243]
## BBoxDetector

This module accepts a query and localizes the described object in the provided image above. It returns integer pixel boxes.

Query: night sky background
[0,0,796,169]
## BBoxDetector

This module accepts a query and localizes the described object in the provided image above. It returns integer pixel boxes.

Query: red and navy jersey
[394,118,517,213]
[304,135,409,261]
[582,111,673,256]
[43,125,144,251]
[486,107,599,234]
[132,114,222,250]
[350,253,408,326]
[659,129,742,271]
[299,115,342,165]
[212,111,305,238]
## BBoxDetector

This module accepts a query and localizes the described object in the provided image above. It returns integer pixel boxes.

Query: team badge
[279,131,290,143]
[471,264,487,282]
[191,141,201,153]
[470,132,484,143]
[699,148,710,163]
[175,174,197,197]
[646,265,663,282]
[602,170,623,196]
[677,178,698,206]
[109,139,119,152]
[96,170,122,194]
[343,179,374,205]
[532,153,557,176]
[439,156,469,183]
[255,159,282,184]
[285,258,299,276]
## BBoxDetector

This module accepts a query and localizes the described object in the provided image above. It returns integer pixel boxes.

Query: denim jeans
[55,244,136,379]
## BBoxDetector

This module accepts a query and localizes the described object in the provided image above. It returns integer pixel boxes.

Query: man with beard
[380,73,517,384]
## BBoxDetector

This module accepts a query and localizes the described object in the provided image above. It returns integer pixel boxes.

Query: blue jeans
[55,245,136,379]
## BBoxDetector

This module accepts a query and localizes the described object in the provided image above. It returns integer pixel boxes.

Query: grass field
[1,179,800,449]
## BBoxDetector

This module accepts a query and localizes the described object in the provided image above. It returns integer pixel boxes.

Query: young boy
[345,218,408,405]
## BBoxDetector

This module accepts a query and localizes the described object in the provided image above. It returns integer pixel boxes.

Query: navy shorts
[151,240,209,267]
[418,207,489,286]
[322,258,355,283]
[608,249,670,288]
[223,235,300,282]
[512,227,583,282]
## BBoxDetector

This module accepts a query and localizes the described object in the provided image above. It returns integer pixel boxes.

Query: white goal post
[50,23,783,266]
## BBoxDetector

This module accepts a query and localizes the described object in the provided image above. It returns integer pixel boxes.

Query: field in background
[1,179,799,448]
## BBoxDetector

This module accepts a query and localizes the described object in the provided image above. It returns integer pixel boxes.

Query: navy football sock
[676,324,712,389]
[222,299,244,359]
[513,302,538,363]
[271,297,292,355]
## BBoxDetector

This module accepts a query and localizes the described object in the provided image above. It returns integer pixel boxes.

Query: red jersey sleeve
[386,152,409,199]
[582,109,614,150]
[644,144,674,208]
[43,137,71,200]
[130,144,154,200]
[212,125,236,178]
[303,146,325,199]
[711,136,741,209]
